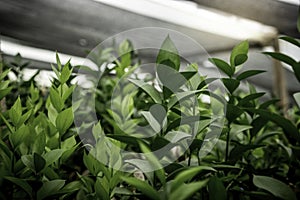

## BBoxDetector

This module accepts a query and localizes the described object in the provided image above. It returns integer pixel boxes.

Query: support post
[272,37,289,117]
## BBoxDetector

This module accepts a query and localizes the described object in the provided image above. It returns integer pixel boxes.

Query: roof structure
[0,0,299,95]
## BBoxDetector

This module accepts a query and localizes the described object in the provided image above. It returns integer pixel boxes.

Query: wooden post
[272,38,289,117]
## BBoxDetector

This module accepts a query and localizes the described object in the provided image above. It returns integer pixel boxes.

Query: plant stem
[188,151,191,166]
[225,122,231,162]
[188,95,197,166]
[197,149,201,166]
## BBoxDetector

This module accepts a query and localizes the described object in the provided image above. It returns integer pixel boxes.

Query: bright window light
[276,0,299,5]
[1,39,100,87]
[94,0,277,42]
[0,39,97,69]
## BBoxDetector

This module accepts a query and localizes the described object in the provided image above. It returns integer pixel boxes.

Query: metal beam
[192,0,300,37]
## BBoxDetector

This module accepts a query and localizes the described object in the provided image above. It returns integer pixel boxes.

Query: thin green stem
[188,150,192,166]
[225,122,231,162]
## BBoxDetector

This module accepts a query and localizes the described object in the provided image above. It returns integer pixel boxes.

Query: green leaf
[254,132,279,145]
[238,92,265,107]
[32,132,46,154]
[171,166,215,192]
[208,176,227,200]
[0,140,12,159]
[9,109,20,127]
[62,84,75,101]
[236,70,265,80]
[162,87,172,101]
[118,39,133,55]
[37,179,65,200]
[156,64,194,98]
[117,40,133,72]
[95,177,110,200]
[61,135,77,149]
[9,125,29,148]
[229,144,263,163]
[56,181,82,195]
[263,52,296,66]
[83,151,110,178]
[294,92,300,108]
[164,131,191,143]
[0,69,10,80]
[253,175,296,200]
[222,78,240,94]
[167,116,204,132]
[189,139,203,152]
[246,108,300,143]
[230,124,252,134]
[4,177,32,198]
[19,110,32,126]
[279,36,300,48]
[0,113,13,134]
[121,177,160,200]
[51,64,60,79]
[50,87,64,112]
[151,136,171,151]
[226,104,243,123]
[259,99,279,109]
[170,180,209,200]
[230,40,249,67]
[141,104,166,133]
[9,97,22,126]
[291,62,300,83]
[56,53,62,71]
[139,142,166,186]
[56,107,74,135]
[234,54,248,67]
[156,35,180,71]
[0,80,10,90]
[60,61,72,84]
[34,153,46,173]
[129,79,162,104]
[211,164,242,170]
[181,71,197,81]
[0,87,12,100]
[21,155,34,171]
[110,171,122,189]
[44,149,64,167]
[250,116,268,137]
[29,83,39,102]
[125,159,155,172]
[167,90,201,109]
[107,134,141,146]
[112,187,134,196]
[141,111,163,133]
[209,58,234,77]
[197,78,218,90]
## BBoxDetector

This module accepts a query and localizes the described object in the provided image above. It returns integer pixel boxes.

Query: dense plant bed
[1,26,300,200]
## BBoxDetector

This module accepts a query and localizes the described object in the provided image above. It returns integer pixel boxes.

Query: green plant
[0,56,80,200]
[0,25,299,200]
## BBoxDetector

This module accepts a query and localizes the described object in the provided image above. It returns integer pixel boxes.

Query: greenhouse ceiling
[0,0,299,93]
[0,0,299,56]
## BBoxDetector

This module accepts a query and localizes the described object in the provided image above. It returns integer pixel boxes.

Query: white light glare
[94,0,277,42]
[0,39,99,87]
[0,39,98,70]
[276,0,299,6]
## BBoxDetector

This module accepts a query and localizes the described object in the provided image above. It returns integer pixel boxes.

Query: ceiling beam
[0,0,240,57]
[191,0,300,38]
